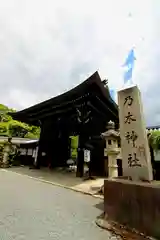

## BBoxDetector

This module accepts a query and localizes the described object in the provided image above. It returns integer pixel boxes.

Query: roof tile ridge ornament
[102,79,108,87]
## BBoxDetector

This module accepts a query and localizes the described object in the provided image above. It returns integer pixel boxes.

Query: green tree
[8,120,31,138]
[148,130,160,151]
[29,126,40,138]
[0,122,9,136]
[0,104,40,139]
[0,104,13,123]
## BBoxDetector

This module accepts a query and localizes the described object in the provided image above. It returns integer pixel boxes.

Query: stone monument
[118,85,153,181]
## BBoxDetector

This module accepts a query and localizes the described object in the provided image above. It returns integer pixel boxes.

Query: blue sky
[0,0,159,126]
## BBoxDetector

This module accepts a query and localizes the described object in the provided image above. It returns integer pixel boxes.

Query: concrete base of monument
[103,178,160,239]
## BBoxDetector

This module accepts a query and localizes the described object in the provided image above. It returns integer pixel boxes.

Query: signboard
[70,136,79,159]
[154,150,160,162]
[27,148,33,156]
[33,146,38,166]
[118,86,153,181]
[20,148,26,155]
[84,149,90,163]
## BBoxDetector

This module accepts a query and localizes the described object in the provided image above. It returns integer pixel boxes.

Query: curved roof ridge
[12,71,102,115]
[10,71,119,125]
[11,71,118,115]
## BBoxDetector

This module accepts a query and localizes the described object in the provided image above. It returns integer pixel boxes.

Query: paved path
[0,170,117,240]
[7,167,104,197]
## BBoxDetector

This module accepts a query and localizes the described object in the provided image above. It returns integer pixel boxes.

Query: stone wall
[104,179,160,239]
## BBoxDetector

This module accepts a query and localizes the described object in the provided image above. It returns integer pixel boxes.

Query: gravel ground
[0,170,117,240]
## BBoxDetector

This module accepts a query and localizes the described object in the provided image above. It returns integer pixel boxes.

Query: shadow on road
[94,201,104,211]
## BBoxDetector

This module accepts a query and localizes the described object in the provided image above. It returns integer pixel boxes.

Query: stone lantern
[3,137,12,168]
[102,121,120,178]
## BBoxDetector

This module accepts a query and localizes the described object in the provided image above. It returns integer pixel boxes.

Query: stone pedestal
[102,121,120,178]
[107,151,120,178]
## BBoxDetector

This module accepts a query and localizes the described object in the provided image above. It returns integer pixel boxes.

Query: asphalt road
[0,170,117,240]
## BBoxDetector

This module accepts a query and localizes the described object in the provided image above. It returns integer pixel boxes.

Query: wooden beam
[87,102,108,118]
[95,96,118,119]
[27,94,89,118]
[27,103,84,122]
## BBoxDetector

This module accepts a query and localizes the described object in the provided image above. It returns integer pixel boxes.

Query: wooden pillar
[76,135,84,177]
[34,122,43,169]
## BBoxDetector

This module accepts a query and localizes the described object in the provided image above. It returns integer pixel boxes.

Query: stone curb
[95,218,156,240]
[1,169,104,199]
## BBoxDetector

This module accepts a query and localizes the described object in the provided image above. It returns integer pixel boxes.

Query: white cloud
[0,0,158,125]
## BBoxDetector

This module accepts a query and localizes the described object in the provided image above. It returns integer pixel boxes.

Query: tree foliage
[0,104,40,139]
[8,120,31,137]
[0,122,9,136]
[148,130,160,151]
